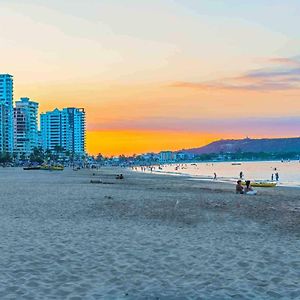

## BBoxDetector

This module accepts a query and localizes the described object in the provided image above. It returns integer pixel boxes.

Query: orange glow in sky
[86,130,225,156]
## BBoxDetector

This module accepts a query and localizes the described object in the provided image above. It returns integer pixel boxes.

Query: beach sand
[0,167,299,299]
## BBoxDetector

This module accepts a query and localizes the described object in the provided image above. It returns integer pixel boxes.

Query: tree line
[0,145,85,165]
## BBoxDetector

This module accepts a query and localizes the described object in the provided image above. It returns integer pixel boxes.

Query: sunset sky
[1,0,300,155]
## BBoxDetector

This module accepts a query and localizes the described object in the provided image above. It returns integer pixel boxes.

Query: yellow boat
[41,165,64,171]
[242,181,276,188]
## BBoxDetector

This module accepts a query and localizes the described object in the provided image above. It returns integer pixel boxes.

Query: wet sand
[0,167,299,299]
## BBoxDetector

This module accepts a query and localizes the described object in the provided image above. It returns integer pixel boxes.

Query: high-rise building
[14,97,39,156]
[40,107,85,155]
[37,130,42,149]
[40,108,61,152]
[0,74,14,153]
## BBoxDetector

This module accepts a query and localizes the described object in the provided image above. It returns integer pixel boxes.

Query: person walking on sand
[275,172,279,181]
[239,171,243,179]
[213,172,217,180]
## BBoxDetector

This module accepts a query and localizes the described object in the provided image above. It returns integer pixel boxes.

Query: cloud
[268,56,300,66]
[88,116,300,136]
[171,56,300,91]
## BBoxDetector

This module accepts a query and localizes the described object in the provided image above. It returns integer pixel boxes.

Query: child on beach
[244,180,257,195]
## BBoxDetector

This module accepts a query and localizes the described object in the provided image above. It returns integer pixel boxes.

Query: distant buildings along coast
[0,74,86,158]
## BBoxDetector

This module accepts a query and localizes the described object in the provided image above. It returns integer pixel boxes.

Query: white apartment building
[40,107,85,155]
[14,97,39,156]
[0,74,14,153]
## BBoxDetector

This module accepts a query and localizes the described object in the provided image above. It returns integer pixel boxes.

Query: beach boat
[23,166,41,170]
[242,181,277,188]
[51,166,64,171]
[40,165,64,171]
[231,163,242,165]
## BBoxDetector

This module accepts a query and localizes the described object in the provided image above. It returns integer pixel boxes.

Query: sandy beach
[0,167,299,299]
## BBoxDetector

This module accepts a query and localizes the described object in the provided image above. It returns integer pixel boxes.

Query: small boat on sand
[40,165,64,171]
[242,181,276,188]
[23,166,41,170]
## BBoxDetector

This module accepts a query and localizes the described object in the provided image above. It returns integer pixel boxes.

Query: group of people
[236,180,257,195]
[116,174,124,179]
[271,172,279,181]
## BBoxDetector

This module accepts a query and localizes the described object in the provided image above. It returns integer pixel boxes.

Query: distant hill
[183,137,300,154]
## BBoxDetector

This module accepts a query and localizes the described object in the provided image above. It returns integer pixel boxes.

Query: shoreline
[133,168,300,188]
[131,161,300,188]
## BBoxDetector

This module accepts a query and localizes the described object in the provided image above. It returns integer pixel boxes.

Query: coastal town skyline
[2,1,300,155]
[0,74,86,158]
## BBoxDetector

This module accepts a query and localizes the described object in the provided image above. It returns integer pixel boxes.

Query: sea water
[146,160,300,187]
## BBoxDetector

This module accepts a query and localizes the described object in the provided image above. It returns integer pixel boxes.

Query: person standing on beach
[239,171,243,179]
[271,173,274,181]
[213,172,217,180]
[275,172,279,181]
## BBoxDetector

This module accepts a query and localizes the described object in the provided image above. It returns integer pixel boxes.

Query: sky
[1,0,300,155]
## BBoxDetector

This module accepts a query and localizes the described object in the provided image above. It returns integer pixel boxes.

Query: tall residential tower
[0,74,14,153]
[14,97,39,156]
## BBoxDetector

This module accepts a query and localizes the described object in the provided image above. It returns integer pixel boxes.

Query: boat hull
[40,166,64,171]
[23,167,41,170]
[242,182,276,188]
